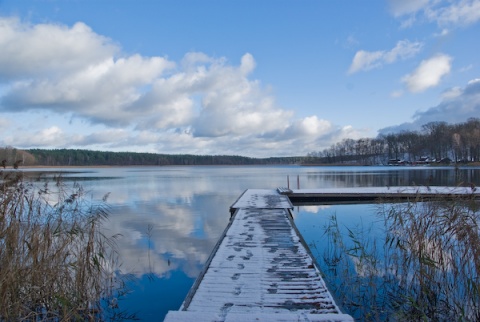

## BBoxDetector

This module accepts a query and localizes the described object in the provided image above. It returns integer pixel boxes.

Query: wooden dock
[281,185,480,205]
[165,185,479,321]
[164,189,354,322]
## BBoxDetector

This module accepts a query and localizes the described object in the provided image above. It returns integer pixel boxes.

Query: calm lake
[22,165,480,320]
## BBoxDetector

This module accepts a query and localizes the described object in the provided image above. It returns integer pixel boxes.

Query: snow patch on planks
[164,189,353,322]
[230,189,294,212]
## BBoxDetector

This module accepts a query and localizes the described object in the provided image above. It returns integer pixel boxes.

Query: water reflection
[303,167,480,187]
[294,203,383,317]
[295,198,480,320]
[106,194,229,279]
[15,165,480,320]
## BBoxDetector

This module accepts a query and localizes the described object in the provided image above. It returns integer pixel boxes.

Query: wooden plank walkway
[281,185,480,204]
[164,189,353,322]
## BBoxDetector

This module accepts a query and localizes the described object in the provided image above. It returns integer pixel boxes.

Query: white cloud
[348,51,384,74]
[399,15,417,29]
[425,0,480,26]
[388,0,429,17]
[348,40,423,74]
[401,54,452,93]
[441,86,462,99]
[181,52,215,70]
[3,54,175,126]
[3,126,65,146]
[434,28,450,37]
[283,116,333,137]
[389,0,480,28]
[468,78,480,85]
[240,53,256,75]
[0,17,117,80]
[0,17,372,157]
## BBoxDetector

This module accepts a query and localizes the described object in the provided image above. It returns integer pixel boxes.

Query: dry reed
[320,192,480,321]
[0,171,128,321]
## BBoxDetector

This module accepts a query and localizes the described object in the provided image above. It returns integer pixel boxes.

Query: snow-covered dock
[164,189,353,322]
[165,185,479,321]
[281,185,480,204]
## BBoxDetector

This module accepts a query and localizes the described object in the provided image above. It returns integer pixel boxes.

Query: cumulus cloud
[2,54,175,126]
[401,54,452,92]
[348,40,423,74]
[0,17,365,157]
[282,116,333,138]
[0,17,117,80]
[379,78,480,134]
[3,126,66,147]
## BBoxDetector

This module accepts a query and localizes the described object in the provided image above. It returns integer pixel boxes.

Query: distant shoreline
[11,163,480,169]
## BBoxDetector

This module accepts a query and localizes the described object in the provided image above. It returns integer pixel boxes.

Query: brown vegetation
[321,193,480,321]
[0,147,36,168]
[0,171,129,320]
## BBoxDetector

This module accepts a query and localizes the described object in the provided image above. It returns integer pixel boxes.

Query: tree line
[3,148,304,167]
[306,118,480,165]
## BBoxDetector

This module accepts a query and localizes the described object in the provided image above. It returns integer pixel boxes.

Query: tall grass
[0,171,129,321]
[321,192,480,321]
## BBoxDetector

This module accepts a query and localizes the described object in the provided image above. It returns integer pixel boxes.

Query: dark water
[18,165,480,320]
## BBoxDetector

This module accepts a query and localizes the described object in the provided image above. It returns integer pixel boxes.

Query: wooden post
[287,175,290,189]
[297,175,300,189]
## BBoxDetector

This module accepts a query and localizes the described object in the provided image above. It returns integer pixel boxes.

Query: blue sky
[0,0,479,157]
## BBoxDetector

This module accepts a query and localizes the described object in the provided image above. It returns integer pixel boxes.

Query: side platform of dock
[282,185,480,204]
[164,189,354,322]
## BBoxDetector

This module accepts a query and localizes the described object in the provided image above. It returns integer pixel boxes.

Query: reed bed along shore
[0,171,131,321]
[319,192,480,321]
